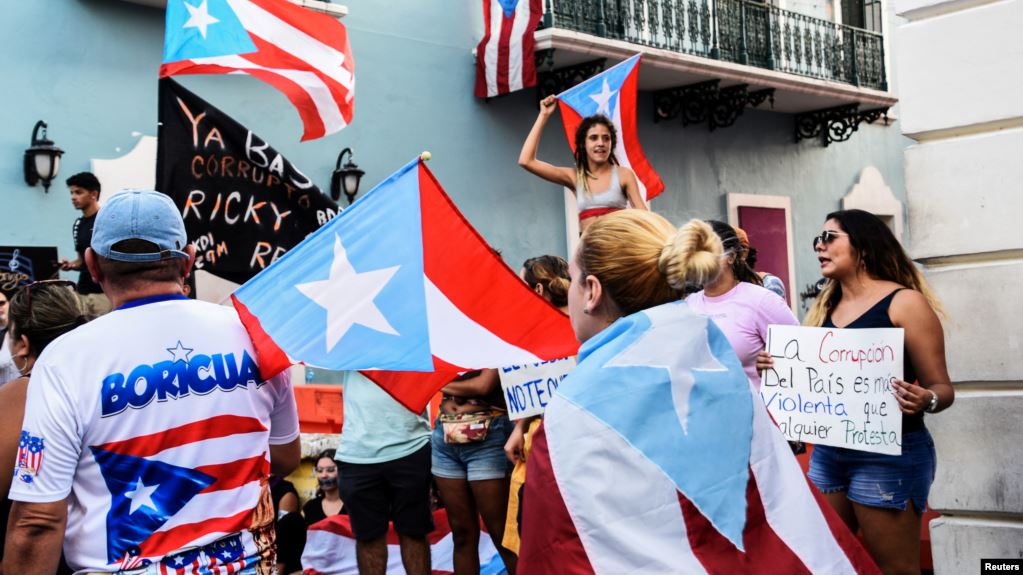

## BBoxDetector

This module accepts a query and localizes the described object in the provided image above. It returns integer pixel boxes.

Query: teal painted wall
[0,0,910,317]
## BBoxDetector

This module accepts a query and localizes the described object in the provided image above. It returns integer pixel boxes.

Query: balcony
[534,0,897,131]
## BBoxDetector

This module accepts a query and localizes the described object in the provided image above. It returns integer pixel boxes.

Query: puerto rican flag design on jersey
[160,0,355,141]
[474,0,543,98]
[90,414,271,569]
[232,158,578,390]
[557,54,665,202]
[519,301,881,574]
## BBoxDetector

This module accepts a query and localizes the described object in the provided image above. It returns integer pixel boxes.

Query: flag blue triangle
[163,0,257,63]
[91,447,215,563]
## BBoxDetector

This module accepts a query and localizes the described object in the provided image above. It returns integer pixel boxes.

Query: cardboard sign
[761,325,904,455]
[499,357,576,420]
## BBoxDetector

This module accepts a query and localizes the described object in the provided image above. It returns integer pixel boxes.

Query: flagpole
[155,78,167,192]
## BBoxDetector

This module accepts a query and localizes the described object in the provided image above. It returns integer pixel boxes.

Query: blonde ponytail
[659,219,724,291]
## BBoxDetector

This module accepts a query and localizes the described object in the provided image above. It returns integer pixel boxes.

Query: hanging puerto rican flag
[231,157,578,392]
[474,0,543,98]
[160,0,355,141]
[303,511,506,575]
[519,301,881,574]
[557,54,665,202]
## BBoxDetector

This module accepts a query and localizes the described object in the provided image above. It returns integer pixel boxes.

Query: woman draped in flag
[519,95,648,231]
[519,211,881,574]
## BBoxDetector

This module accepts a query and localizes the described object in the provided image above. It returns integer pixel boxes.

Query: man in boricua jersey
[4,190,301,575]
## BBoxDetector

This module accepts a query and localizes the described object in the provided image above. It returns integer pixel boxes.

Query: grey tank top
[576,167,628,212]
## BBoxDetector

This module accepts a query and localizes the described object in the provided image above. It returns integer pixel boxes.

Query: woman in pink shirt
[685,221,798,389]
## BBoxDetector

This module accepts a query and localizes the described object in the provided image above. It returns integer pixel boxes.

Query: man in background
[59,172,110,317]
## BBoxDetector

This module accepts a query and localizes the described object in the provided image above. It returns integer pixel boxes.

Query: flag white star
[124,478,160,515]
[605,304,726,433]
[183,0,220,39]
[296,234,401,352]
[166,340,194,363]
[589,78,616,117]
[173,556,185,566]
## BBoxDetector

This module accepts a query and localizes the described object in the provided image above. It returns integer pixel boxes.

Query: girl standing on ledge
[519,95,648,232]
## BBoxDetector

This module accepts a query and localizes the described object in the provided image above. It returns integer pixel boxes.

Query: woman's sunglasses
[812,230,848,250]
[23,279,76,315]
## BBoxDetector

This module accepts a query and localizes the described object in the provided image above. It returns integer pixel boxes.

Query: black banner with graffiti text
[156,78,340,285]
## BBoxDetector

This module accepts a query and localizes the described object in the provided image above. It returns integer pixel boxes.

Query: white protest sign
[761,325,904,455]
[499,357,576,420]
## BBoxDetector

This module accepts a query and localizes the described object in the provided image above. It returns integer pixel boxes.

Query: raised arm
[441,368,500,397]
[619,167,649,210]
[518,95,576,189]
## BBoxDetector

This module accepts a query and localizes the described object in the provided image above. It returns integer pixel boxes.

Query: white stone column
[892,0,1023,571]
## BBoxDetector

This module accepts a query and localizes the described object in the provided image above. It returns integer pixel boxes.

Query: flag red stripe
[418,163,578,362]
[232,294,293,382]
[244,35,353,124]
[360,356,459,414]
[140,508,253,557]
[496,11,515,94]
[473,0,494,98]
[519,423,597,574]
[96,415,267,457]
[558,102,584,155]
[160,58,333,141]
[519,0,543,89]
[240,66,328,141]
[618,60,664,200]
[678,466,812,574]
[247,0,354,58]
[196,454,270,494]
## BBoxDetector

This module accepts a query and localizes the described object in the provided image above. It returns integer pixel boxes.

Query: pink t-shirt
[686,282,799,389]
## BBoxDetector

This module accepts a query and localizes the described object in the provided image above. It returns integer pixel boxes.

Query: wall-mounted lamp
[24,121,64,193]
[330,147,365,205]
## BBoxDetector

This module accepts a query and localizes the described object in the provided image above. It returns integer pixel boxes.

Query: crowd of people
[0,105,954,575]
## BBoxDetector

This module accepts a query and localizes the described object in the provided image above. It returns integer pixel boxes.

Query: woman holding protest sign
[685,221,798,389]
[519,95,648,232]
[519,212,880,574]
[759,209,954,575]
[432,368,517,574]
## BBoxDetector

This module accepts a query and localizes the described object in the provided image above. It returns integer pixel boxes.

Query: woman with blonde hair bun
[518,211,879,574]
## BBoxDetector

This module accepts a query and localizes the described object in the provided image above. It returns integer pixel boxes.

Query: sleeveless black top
[823,289,924,432]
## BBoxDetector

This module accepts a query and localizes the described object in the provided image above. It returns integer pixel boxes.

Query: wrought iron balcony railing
[542,0,887,91]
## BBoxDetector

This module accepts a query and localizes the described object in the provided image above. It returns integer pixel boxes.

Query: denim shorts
[808,428,937,512]
[432,414,514,481]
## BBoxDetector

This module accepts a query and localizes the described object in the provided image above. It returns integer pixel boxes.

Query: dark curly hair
[573,115,619,193]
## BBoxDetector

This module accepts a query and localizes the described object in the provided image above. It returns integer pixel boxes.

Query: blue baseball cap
[91,190,189,262]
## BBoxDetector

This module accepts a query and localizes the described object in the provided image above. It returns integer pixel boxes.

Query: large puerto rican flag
[557,54,665,202]
[160,0,355,141]
[475,0,543,98]
[519,301,880,574]
[303,510,506,575]
[231,157,578,403]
